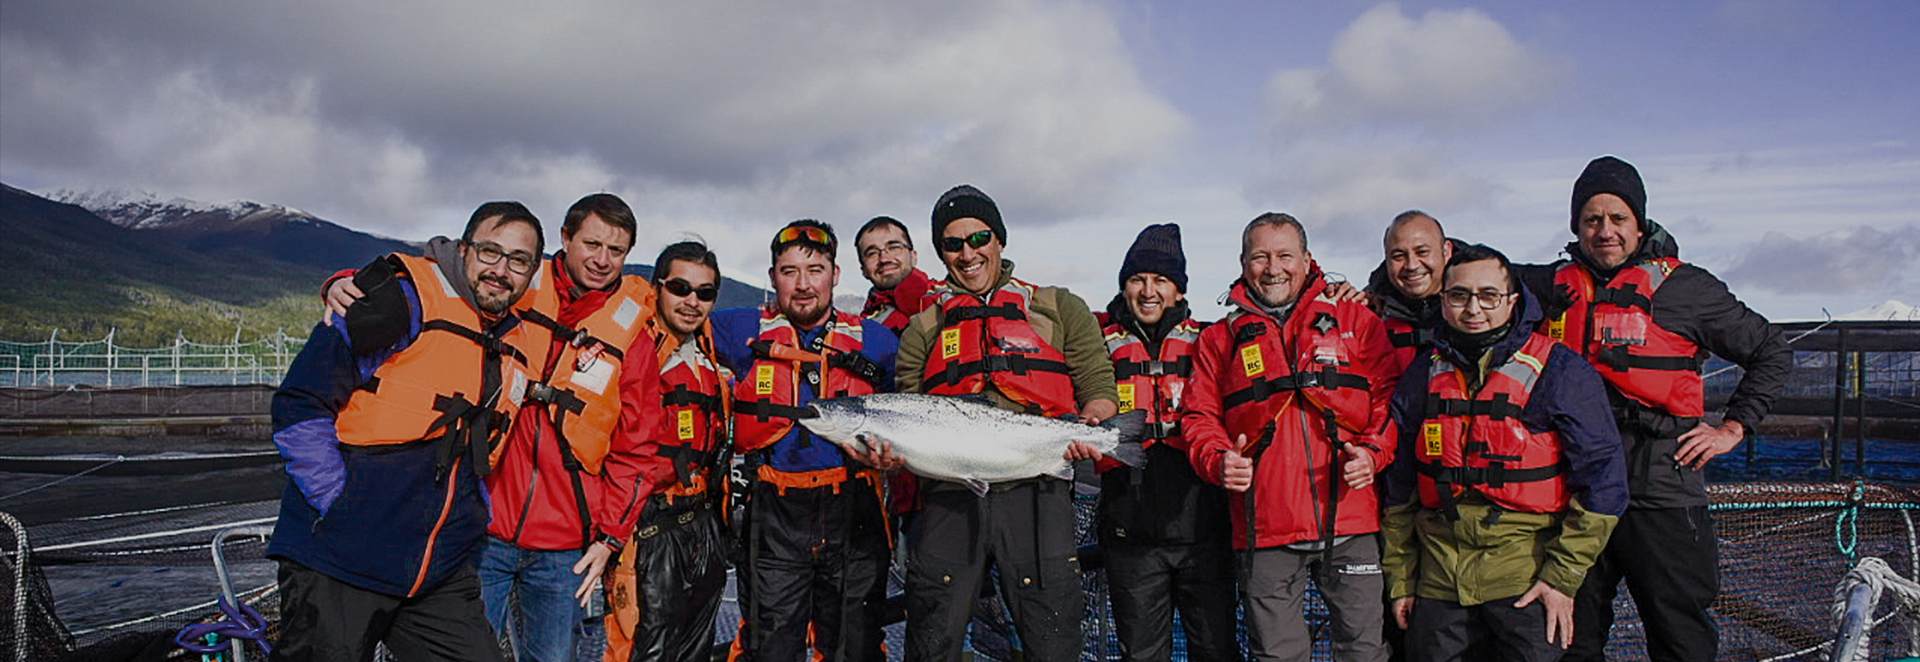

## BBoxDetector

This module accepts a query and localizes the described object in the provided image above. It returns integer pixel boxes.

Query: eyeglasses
[773,225,835,251]
[465,240,538,275]
[660,278,719,302]
[937,230,995,253]
[860,241,913,261]
[1440,288,1515,310]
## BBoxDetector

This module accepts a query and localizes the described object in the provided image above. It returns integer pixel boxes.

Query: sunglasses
[661,278,719,302]
[938,230,995,253]
[773,225,835,251]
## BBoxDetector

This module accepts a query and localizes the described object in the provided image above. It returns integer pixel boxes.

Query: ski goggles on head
[660,278,719,302]
[772,224,836,253]
[937,230,995,253]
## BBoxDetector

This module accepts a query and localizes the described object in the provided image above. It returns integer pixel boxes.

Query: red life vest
[1545,258,1705,418]
[919,279,1078,417]
[1217,294,1375,441]
[1415,333,1569,516]
[337,253,536,473]
[514,265,656,475]
[655,327,730,498]
[1103,319,1202,447]
[731,308,882,452]
[1382,314,1435,375]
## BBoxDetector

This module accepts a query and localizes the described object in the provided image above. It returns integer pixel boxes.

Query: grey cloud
[1723,224,1920,296]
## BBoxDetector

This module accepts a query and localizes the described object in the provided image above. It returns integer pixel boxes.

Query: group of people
[264,154,1791,662]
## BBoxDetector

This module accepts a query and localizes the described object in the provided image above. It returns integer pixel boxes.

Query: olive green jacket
[897,260,1117,411]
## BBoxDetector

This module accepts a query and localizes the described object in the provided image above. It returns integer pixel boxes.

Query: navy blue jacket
[268,279,513,597]
[1384,282,1630,517]
[711,307,897,472]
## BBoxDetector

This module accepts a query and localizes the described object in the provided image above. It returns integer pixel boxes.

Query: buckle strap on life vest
[733,399,812,422]
[1592,285,1652,311]
[519,308,627,363]
[827,351,885,388]
[1388,327,1435,349]
[925,354,1071,391]
[1424,394,1525,420]
[1221,366,1370,411]
[1114,356,1192,379]
[427,393,502,480]
[942,303,1026,325]
[1415,461,1561,521]
[658,443,717,487]
[1595,344,1702,373]
[1145,420,1180,441]
[422,320,530,368]
[662,384,723,412]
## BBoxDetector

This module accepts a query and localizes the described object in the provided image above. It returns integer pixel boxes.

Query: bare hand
[1323,280,1367,304]
[1341,445,1375,489]
[571,541,616,608]
[322,277,365,326]
[1063,441,1103,462]
[847,436,907,472]
[1513,580,1574,649]
[1221,439,1254,492]
[1674,420,1744,470]
[1392,596,1415,630]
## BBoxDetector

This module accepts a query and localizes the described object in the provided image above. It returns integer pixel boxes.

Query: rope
[0,455,126,503]
[172,594,273,656]
[1836,481,1866,563]
[68,582,276,637]
[1826,557,1920,662]
[1,512,28,662]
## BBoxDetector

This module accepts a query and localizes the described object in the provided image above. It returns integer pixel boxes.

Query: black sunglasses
[660,278,719,302]
[938,230,995,253]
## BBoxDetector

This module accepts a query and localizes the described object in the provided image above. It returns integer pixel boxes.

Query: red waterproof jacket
[1183,271,1400,549]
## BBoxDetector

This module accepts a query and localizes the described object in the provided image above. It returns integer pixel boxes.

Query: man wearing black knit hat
[1094,223,1239,661]
[1540,156,1792,662]
[895,184,1121,660]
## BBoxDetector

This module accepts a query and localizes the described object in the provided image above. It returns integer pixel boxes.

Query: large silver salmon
[799,393,1148,496]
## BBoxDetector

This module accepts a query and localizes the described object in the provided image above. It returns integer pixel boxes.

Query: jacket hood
[423,236,489,315]
[1431,274,1546,371]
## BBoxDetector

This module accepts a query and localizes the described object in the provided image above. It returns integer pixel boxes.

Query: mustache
[478,275,512,289]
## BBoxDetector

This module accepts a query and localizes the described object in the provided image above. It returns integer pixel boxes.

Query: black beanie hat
[1570,156,1649,233]
[931,185,1006,247]
[1119,223,1187,293]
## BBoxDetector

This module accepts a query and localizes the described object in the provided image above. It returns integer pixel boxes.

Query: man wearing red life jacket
[270,203,546,661]
[712,220,898,661]
[1181,212,1400,662]
[601,240,733,662]
[1534,157,1791,662]
[1362,211,1466,375]
[854,215,936,535]
[1094,223,1238,661]
[1382,243,1629,661]
[894,184,1121,660]
[321,194,668,662]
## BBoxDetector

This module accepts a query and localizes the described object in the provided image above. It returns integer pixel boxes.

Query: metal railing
[0,329,302,388]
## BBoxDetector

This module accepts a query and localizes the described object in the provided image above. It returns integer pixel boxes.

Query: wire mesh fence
[0,330,304,389]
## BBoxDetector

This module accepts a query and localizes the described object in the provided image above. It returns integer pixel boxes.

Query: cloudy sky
[3,0,1915,320]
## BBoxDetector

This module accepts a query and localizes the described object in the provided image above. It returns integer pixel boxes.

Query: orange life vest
[1545,258,1705,418]
[514,265,656,475]
[1103,318,1201,446]
[1415,333,1569,516]
[731,308,882,452]
[337,253,536,475]
[1217,294,1375,441]
[919,279,1077,416]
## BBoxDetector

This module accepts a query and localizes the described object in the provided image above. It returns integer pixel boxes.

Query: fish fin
[1107,438,1146,468]
[1049,463,1074,482]
[961,477,990,498]
[1102,410,1149,467]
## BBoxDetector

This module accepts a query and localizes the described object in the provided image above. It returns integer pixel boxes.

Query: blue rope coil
[173,594,273,656]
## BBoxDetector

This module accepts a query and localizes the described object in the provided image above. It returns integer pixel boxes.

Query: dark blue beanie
[1119,223,1187,293]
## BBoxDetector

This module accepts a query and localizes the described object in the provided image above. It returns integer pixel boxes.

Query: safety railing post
[1830,328,1847,481]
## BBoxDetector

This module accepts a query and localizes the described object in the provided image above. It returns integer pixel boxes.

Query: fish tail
[1102,410,1149,467]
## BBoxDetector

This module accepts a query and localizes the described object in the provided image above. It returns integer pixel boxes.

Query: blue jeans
[478,537,585,662]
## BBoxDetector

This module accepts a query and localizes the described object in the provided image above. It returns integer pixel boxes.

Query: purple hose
[173,595,273,655]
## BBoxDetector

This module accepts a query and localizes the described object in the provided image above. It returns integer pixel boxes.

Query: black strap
[1221,365,1371,411]
[943,303,1026,324]
[421,320,530,368]
[663,384,723,412]
[1388,327,1435,349]
[1592,285,1652,311]
[658,443,713,487]
[1423,394,1525,420]
[828,351,885,388]
[1145,420,1180,441]
[1596,344,1702,373]
[518,308,625,363]
[1113,356,1192,379]
[733,399,812,422]
[1414,461,1561,487]
[924,354,1072,391]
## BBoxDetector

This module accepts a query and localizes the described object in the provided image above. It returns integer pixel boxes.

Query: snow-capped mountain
[1841,300,1919,322]
[43,187,416,270]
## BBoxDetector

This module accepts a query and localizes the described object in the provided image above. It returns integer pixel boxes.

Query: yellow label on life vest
[676,410,695,441]
[754,364,776,396]
[1547,314,1566,341]
[1117,383,1135,412]
[1423,422,1444,458]
[940,328,962,360]
[1240,344,1265,377]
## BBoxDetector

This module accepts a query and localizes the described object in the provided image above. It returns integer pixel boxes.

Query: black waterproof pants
[271,560,502,662]
[736,475,890,662]
[629,497,729,662]
[905,477,1085,661]
[1103,539,1240,662]
[1408,598,1565,662]
[1565,506,1719,662]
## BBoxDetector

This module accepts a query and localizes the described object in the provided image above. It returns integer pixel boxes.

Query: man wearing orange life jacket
[1382,243,1628,662]
[712,220,898,661]
[319,194,668,662]
[1093,223,1238,662]
[894,184,1120,660]
[1535,157,1791,662]
[269,203,545,661]
[601,240,733,662]
[1181,212,1400,662]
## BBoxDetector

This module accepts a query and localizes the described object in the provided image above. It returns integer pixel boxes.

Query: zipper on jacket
[509,423,543,545]
[409,455,462,598]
